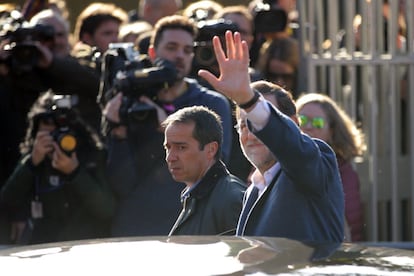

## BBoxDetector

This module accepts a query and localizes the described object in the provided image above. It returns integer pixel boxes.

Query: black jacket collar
[183,160,229,200]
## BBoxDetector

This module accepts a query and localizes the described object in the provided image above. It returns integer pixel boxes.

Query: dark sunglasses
[299,115,326,129]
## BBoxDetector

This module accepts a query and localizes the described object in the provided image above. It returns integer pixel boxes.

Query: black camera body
[0,11,54,75]
[100,43,177,124]
[192,19,239,77]
[51,127,77,155]
[253,1,288,34]
[50,95,78,155]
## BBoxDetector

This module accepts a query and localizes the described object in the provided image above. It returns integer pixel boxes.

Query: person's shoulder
[222,174,247,190]
[312,137,335,153]
[209,174,245,207]
[306,137,338,165]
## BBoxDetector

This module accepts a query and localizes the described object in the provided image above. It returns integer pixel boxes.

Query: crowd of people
[0,0,366,246]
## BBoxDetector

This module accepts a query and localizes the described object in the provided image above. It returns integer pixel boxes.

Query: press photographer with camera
[0,90,115,244]
[247,0,293,67]
[103,15,233,237]
[0,8,102,124]
[0,8,104,200]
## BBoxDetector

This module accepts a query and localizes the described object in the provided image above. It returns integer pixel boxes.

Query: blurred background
[7,0,250,32]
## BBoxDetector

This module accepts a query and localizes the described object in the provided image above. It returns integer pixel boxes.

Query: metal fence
[296,0,414,241]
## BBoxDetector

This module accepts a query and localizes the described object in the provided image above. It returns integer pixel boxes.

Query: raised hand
[198,31,254,105]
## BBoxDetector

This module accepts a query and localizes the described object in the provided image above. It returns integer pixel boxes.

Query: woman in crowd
[296,92,366,241]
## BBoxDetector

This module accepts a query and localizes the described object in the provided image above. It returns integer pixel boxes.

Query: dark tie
[236,186,259,236]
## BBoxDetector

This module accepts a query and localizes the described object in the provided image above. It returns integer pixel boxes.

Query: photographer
[103,15,233,236]
[0,90,115,244]
[247,0,293,67]
[0,9,102,193]
[0,8,102,124]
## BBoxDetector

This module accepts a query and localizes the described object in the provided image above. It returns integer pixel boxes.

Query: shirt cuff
[246,98,270,131]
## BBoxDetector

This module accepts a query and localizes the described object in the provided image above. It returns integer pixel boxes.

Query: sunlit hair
[139,0,183,17]
[296,93,366,162]
[257,37,299,69]
[213,5,253,25]
[251,80,297,116]
[0,4,17,15]
[236,81,297,121]
[49,0,70,22]
[150,14,198,48]
[30,8,69,34]
[162,105,223,161]
[182,0,223,22]
[73,2,128,42]
[256,37,299,94]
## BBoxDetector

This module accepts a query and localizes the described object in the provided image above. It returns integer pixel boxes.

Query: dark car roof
[0,236,413,275]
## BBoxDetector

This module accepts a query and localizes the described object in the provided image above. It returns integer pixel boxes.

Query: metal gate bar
[297,0,414,241]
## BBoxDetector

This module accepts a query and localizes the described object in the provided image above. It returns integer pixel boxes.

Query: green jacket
[169,161,246,236]
[1,149,115,244]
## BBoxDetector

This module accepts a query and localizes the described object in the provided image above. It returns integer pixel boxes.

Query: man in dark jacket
[103,15,233,236]
[198,31,344,243]
[163,106,245,235]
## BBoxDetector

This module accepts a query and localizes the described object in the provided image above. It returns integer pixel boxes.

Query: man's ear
[207,142,219,159]
[148,46,156,61]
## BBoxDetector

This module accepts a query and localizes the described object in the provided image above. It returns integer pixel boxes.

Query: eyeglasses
[299,115,326,129]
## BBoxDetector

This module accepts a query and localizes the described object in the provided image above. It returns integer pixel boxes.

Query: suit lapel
[246,166,282,226]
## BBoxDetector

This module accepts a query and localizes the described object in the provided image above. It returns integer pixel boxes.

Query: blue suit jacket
[240,103,345,243]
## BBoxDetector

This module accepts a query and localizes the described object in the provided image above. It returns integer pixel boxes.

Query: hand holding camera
[103,93,127,139]
[51,142,79,175]
[103,92,123,124]
[31,128,79,174]
[138,95,168,125]
[31,130,54,166]
[30,94,80,172]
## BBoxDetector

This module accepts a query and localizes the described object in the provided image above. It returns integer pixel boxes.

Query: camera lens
[58,134,77,152]
[195,46,216,66]
[10,44,40,73]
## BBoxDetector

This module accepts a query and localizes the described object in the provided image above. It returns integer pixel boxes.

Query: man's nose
[175,48,185,58]
[166,150,176,162]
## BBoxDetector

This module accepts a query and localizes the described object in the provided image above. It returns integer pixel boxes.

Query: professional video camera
[99,43,177,124]
[192,19,239,77]
[253,0,288,33]
[0,10,54,75]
